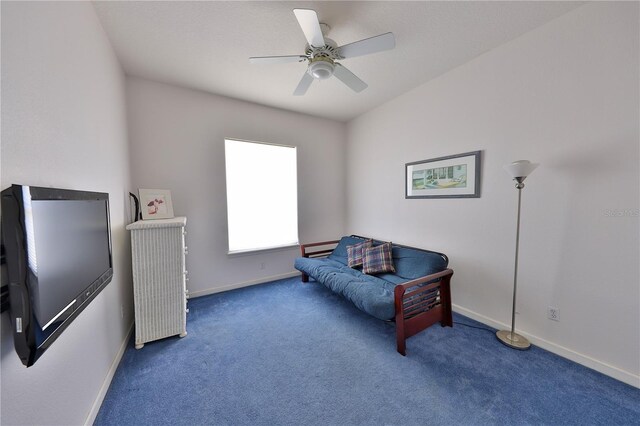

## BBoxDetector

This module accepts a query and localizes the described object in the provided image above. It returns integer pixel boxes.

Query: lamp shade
[504,160,539,180]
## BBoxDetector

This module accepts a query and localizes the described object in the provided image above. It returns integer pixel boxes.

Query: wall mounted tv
[1,185,113,367]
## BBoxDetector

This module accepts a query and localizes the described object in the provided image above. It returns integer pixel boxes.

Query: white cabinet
[126,217,188,349]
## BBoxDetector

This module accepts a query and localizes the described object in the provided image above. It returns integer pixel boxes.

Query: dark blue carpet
[95,277,640,425]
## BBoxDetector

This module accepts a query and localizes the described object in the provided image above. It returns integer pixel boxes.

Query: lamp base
[496,330,531,350]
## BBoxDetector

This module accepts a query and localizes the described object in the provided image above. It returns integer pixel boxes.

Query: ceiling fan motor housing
[306,38,340,79]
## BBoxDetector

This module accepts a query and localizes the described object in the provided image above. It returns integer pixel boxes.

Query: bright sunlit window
[224,139,299,253]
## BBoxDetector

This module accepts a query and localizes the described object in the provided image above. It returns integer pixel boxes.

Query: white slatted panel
[127,217,187,348]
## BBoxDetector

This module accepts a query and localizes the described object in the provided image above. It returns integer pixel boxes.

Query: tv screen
[1,185,113,366]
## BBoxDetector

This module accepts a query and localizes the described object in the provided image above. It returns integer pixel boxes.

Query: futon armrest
[394,269,454,355]
[299,240,340,258]
[298,240,340,283]
[395,269,454,294]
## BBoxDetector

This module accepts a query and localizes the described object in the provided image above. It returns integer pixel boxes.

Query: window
[224,139,299,253]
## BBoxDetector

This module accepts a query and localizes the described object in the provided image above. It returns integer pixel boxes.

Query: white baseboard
[84,321,135,426]
[452,304,640,389]
[188,271,301,298]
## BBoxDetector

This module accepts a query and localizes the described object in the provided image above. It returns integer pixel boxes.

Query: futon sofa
[294,235,453,355]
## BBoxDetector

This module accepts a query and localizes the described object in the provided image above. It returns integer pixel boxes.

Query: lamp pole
[510,180,524,341]
[497,160,538,350]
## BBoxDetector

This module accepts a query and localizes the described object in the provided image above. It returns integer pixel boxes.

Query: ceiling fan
[249,9,396,96]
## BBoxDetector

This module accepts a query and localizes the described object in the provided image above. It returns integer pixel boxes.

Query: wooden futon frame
[299,238,453,355]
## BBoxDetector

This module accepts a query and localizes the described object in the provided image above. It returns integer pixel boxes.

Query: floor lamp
[497,160,539,350]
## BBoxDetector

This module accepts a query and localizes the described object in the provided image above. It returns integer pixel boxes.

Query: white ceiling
[93,1,582,122]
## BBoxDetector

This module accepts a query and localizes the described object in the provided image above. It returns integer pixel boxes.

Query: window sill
[227,243,300,257]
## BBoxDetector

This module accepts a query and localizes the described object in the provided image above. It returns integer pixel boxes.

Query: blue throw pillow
[362,242,396,275]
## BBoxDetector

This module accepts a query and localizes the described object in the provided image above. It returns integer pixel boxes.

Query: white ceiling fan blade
[293,9,325,48]
[293,72,314,96]
[333,64,367,93]
[249,55,307,65]
[338,32,396,59]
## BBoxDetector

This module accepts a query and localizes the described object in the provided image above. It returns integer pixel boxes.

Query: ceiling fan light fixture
[308,59,335,80]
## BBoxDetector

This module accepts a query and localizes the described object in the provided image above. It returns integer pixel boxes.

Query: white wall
[346,2,639,386]
[126,77,346,296]
[1,2,133,424]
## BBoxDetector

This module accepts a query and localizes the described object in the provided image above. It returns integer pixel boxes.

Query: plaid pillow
[362,242,396,275]
[347,240,373,268]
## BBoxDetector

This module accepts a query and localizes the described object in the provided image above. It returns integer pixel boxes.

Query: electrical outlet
[547,306,559,321]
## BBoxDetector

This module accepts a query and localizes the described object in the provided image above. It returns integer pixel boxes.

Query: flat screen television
[1,185,113,367]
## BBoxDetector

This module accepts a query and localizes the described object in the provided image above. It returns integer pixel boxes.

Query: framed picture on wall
[405,151,482,199]
[138,188,175,220]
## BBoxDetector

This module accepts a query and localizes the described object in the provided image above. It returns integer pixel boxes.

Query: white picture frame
[138,189,175,220]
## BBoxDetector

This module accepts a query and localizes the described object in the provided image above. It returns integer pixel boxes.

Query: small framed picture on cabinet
[138,188,175,220]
